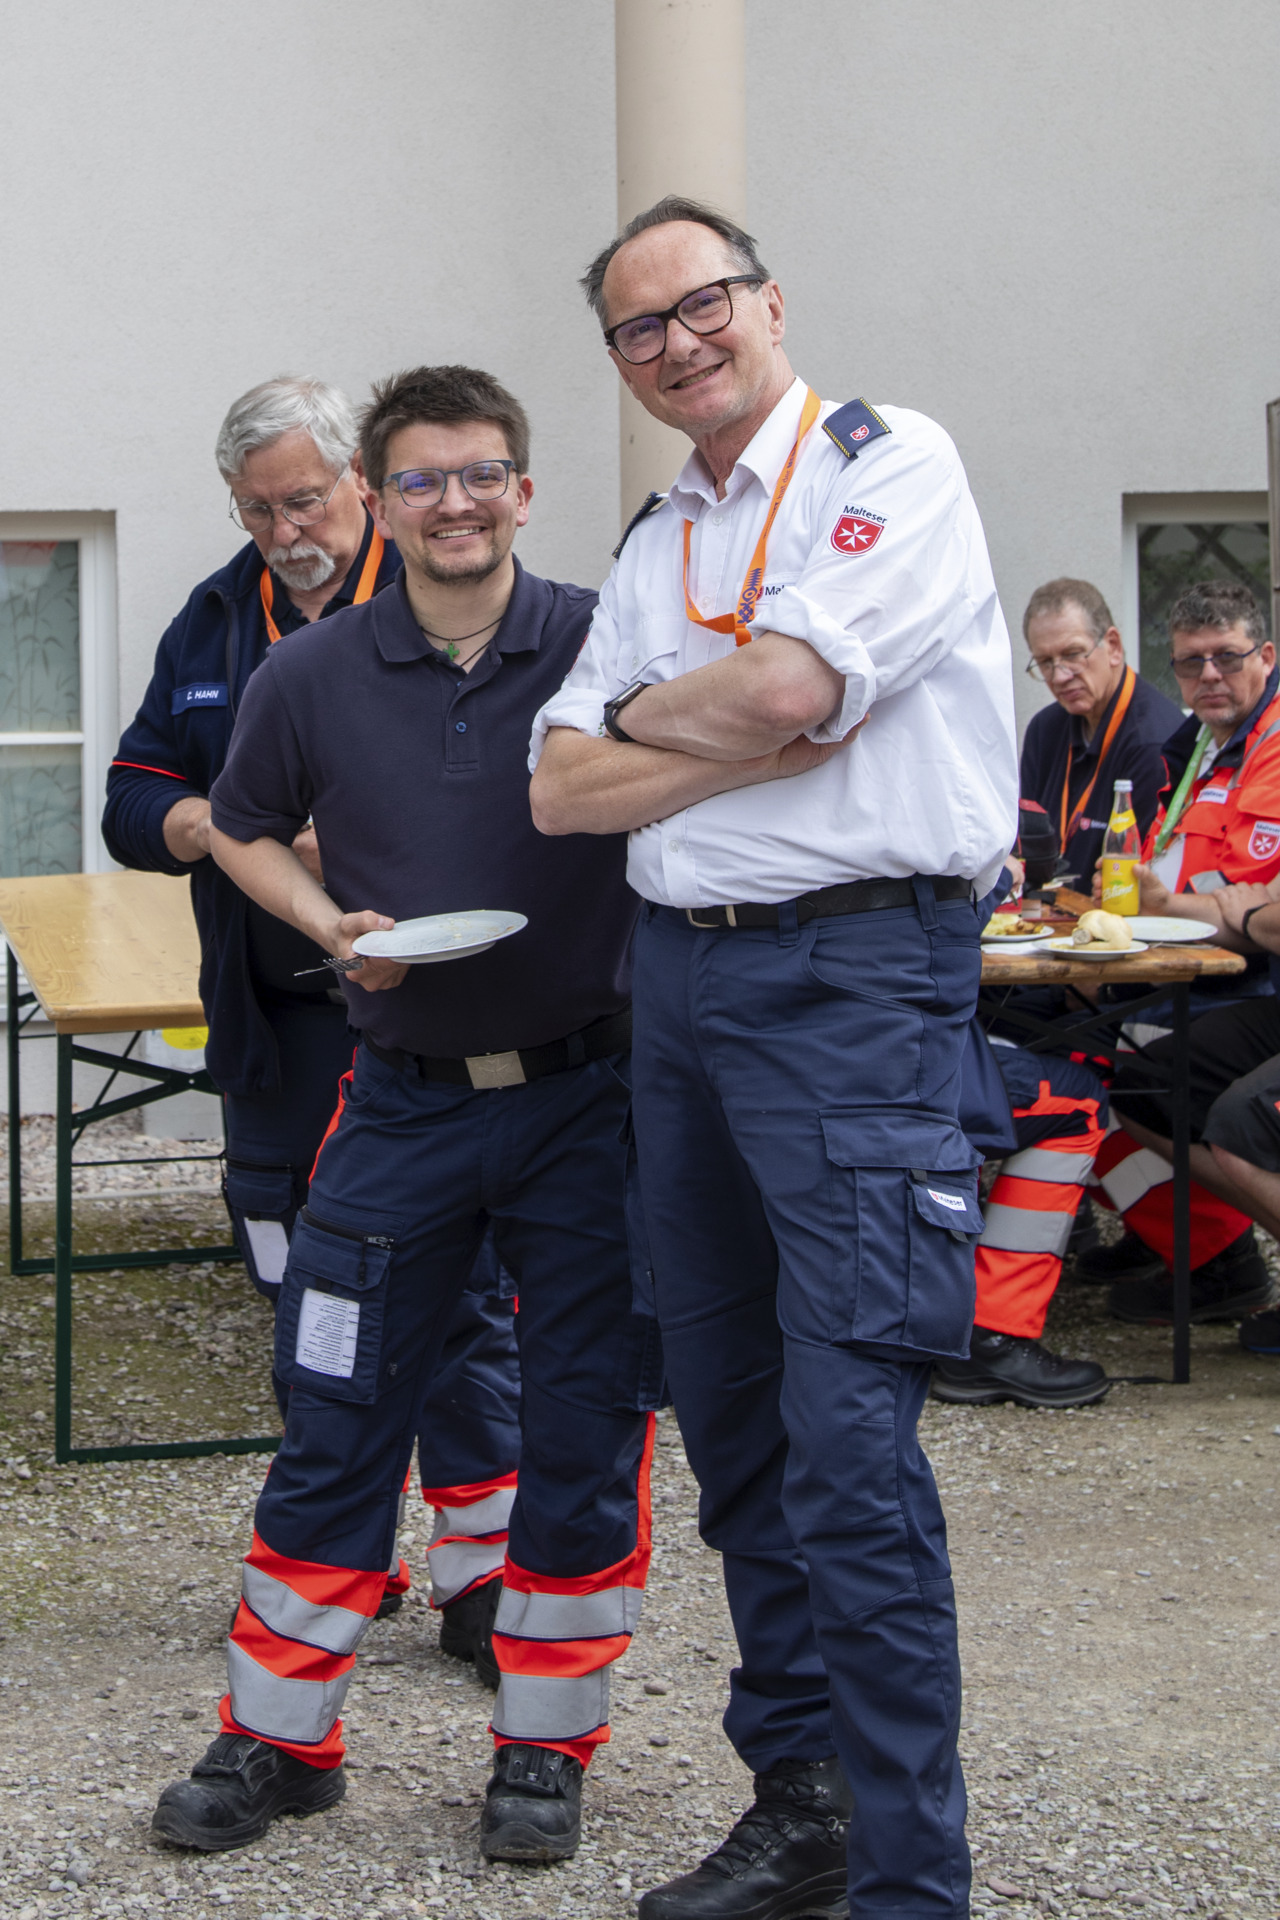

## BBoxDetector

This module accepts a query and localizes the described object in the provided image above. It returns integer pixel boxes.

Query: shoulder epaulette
[822,399,891,460]
[613,490,668,561]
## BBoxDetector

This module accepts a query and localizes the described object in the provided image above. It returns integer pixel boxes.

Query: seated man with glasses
[1019,578,1181,889]
[1067,580,1280,1318]
[105,375,522,1699]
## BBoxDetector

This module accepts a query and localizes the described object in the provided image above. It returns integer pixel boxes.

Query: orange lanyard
[1059,664,1136,850]
[259,528,385,643]
[681,386,823,647]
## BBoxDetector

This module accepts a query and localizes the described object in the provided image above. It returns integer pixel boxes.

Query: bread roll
[1072,909,1133,950]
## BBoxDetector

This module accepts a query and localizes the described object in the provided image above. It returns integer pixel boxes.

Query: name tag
[1197,785,1230,805]
[171,682,228,714]
[295,1288,360,1377]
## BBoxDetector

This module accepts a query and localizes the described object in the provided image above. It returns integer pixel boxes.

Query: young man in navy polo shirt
[152,367,655,1863]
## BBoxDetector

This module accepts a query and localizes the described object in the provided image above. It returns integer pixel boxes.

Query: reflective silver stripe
[1099,1146,1169,1215]
[429,1484,516,1540]
[427,1536,506,1607]
[979,1202,1074,1257]
[241,1563,372,1657]
[491,1668,610,1742]
[227,1639,351,1745]
[1000,1146,1097,1185]
[495,1584,643,1643]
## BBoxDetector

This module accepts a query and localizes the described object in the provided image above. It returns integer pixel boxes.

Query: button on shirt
[211,561,635,1060]
[530,377,1018,906]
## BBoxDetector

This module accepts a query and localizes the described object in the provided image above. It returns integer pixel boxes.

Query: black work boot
[151,1733,345,1851]
[1107,1228,1271,1324]
[437,1573,501,1688]
[931,1328,1110,1410]
[480,1743,582,1862]
[638,1756,852,1918]
[1072,1230,1166,1285]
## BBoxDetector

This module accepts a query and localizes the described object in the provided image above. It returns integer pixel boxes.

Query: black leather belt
[361,1008,632,1090]
[679,875,973,930]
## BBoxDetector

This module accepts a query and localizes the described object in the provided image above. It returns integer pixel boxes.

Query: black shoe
[1240,1306,1280,1354]
[479,1743,582,1862]
[931,1328,1110,1410]
[1066,1193,1100,1257]
[438,1574,501,1688]
[638,1756,851,1919]
[1073,1230,1166,1285]
[151,1733,345,1852]
[1108,1229,1271,1325]
[376,1589,404,1621]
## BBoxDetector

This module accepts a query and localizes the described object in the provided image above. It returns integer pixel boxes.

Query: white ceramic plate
[1041,935,1150,961]
[352,910,527,966]
[980,931,1052,948]
[1125,916,1215,944]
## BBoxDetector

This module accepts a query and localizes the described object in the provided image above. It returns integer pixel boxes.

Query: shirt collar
[667,375,810,515]
[372,555,543,665]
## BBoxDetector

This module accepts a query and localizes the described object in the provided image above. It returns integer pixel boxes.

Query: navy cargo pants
[222,1044,658,1770]
[631,883,981,1920]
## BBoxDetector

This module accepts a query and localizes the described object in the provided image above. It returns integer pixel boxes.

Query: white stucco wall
[0,0,619,789]
[749,0,1280,734]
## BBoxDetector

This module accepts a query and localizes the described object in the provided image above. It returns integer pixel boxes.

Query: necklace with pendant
[417,613,502,664]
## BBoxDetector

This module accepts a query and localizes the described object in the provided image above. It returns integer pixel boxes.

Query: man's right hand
[162,795,212,864]
[740,723,865,786]
[332,910,409,992]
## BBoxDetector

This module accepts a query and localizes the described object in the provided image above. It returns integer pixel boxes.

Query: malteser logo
[830,508,886,556]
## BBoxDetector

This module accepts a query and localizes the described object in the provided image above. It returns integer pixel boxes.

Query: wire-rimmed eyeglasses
[1025,636,1106,682]
[603,276,765,365]
[383,461,517,508]
[229,470,346,533]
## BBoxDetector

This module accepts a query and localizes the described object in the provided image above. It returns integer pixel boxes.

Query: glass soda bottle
[1100,778,1141,915]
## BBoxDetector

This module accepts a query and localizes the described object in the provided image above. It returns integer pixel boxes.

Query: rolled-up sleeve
[529,574,624,767]
[763,419,976,743]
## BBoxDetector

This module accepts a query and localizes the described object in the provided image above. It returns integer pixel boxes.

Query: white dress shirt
[531,377,1018,907]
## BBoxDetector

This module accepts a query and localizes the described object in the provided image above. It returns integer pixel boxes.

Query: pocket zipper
[300,1206,395,1251]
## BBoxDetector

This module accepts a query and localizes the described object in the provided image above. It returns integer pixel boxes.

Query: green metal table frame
[7,948,280,1465]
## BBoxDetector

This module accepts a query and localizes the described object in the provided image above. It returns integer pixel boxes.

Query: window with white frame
[0,514,116,874]
[1122,494,1270,706]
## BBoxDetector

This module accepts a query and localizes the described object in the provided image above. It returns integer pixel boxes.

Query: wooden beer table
[979,894,1246,1384]
[0,870,275,1465]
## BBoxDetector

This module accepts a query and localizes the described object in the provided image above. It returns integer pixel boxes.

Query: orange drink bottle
[1100,778,1141,915]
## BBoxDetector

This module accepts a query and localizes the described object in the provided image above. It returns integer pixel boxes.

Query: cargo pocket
[820,1108,981,1357]
[223,1159,297,1298]
[274,1211,395,1405]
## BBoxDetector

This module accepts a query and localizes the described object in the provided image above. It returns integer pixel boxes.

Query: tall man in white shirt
[531,198,1018,1920]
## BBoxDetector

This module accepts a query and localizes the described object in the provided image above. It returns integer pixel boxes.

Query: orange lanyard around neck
[1059,664,1136,850]
[682,385,823,647]
[259,528,385,643]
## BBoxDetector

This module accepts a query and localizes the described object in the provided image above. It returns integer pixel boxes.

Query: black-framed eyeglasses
[229,470,346,533]
[603,276,765,365]
[1170,643,1262,681]
[383,460,516,508]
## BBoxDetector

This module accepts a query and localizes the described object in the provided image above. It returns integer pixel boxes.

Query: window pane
[0,744,81,875]
[1137,522,1270,704]
[0,539,81,729]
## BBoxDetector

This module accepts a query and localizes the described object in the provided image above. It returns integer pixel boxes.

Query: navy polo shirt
[1019,670,1184,886]
[210,559,637,1059]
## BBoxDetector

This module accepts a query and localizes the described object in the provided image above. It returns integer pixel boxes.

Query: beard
[267,541,338,594]
[415,529,506,587]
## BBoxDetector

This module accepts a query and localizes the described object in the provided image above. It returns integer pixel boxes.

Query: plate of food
[1041,909,1148,960]
[1125,916,1215,943]
[981,911,1051,945]
[352,910,527,965]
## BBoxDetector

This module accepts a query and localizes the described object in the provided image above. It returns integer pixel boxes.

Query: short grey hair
[215,375,358,482]
[1022,577,1115,644]
[580,195,770,325]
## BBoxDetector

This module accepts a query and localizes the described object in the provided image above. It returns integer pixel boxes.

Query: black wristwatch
[1241,903,1273,944]
[602,679,649,743]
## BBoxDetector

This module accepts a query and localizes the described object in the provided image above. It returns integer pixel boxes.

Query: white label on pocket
[927,1188,968,1211]
[243,1217,290,1285]
[296,1288,360,1378]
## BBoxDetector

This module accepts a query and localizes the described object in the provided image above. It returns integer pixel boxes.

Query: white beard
[267,542,338,594]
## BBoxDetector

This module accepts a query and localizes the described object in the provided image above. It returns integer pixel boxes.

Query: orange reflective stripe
[1059,666,1136,852]
[260,527,385,644]
[310,1062,354,1182]
[492,1633,630,1678]
[682,387,823,647]
[419,1469,519,1507]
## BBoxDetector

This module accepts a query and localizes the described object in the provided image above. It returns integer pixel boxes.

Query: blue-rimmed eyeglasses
[383,461,517,508]
[603,277,764,365]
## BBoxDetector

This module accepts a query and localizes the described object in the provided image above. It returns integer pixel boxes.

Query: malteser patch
[830,508,886,556]
[1247,821,1280,861]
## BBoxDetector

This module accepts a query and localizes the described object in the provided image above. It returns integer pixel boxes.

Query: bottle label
[1100,857,1140,915]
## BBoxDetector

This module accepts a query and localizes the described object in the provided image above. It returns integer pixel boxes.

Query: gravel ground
[1,1118,1279,1920]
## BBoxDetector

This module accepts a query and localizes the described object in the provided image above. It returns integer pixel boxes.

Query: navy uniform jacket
[101,515,401,1096]
[1019,669,1183,885]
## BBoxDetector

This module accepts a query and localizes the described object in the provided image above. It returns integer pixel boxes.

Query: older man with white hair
[103,376,520,1673]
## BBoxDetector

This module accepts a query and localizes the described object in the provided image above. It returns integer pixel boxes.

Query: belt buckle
[465,1051,527,1089]
[685,905,736,929]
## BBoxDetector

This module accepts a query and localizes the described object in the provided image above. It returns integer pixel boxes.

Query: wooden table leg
[1170,981,1192,1385]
